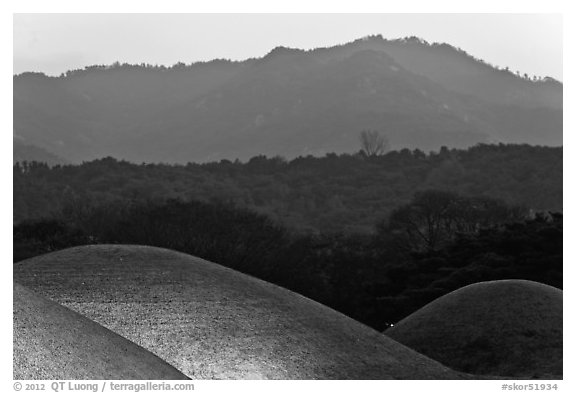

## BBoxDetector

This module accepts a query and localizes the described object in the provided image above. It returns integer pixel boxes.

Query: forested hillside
[14,144,562,233]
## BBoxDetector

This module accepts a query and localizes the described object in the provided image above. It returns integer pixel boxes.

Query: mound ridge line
[385,280,563,379]
[13,283,189,380]
[15,244,467,379]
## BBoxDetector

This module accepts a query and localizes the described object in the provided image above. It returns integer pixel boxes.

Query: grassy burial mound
[13,283,189,380]
[385,280,563,379]
[14,244,465,380]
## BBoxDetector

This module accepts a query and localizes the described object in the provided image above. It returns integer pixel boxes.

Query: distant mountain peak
[263,46,305,59]
[355,35,429,45]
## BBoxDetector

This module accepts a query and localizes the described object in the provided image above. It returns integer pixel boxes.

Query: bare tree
[359,130,390,157]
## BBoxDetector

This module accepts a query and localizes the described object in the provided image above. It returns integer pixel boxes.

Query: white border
[3,2,572,391]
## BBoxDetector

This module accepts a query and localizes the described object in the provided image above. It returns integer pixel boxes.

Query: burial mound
[13,283,189,380]
[385,280,562,378]
[15,244,465,379]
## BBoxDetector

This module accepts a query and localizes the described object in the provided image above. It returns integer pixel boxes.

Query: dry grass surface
[14,244,466,379]
[385,280,562,379]
[13,283,189,380]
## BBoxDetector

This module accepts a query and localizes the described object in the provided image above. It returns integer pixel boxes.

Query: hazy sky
[13,13,563,80]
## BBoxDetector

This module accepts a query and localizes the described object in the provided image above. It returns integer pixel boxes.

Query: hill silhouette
[14,36,561,163]
[14,244,466,379]
[13,283,189,380]
[385,280,562,378]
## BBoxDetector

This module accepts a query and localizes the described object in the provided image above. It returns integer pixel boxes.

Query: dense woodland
[13,143,562,331]
[14,144,562,233]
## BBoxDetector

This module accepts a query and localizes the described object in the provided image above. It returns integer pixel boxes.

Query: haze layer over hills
[13,36,562,164]
[14,245,465,379]
[13,140,68,166]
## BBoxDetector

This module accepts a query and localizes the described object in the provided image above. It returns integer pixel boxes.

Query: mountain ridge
[14,35,562,164]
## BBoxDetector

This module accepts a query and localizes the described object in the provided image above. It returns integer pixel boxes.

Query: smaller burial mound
[385,280,562,378]
[15,245,466,380]
[13,283,189,380]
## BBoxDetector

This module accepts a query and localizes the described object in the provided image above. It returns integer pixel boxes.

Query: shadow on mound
[385,280,562,379]
[15,244,465,380]
[13,283,189,380]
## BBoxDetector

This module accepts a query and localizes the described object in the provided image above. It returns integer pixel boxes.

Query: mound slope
[13,283,189,380]
[15,245,464,379]
[385,280,562,378]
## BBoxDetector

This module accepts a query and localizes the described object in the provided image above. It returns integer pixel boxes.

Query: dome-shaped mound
[385,280,562,378]
[13,283,189,380]
[14,245,464,379]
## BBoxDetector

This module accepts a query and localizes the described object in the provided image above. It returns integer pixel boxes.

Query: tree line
[14,143,562,234]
